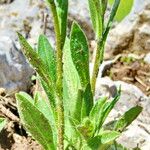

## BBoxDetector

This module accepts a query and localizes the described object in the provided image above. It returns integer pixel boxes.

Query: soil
[105,54,150,96]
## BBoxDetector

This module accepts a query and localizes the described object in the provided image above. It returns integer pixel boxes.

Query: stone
[105,2,150,59]
[95,76,150,149]
[144,53,150,64]
[0,36,33,95]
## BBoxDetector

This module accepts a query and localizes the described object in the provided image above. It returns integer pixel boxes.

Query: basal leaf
[87,130,120,149]
[0,118,6,132]
[16,93,56,150]
[70,22,90,88]
[63,38,81,119]
[109,0,133,21]
[33,92,57,138]
[63,38,82,143]
[38,35,56,83]
[114,105,142,132]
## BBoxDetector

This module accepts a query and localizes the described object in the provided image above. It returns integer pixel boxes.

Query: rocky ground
[0,0,150,149]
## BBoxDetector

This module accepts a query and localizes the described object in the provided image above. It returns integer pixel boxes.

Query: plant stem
[91,39,104,95]
[48,1,64,149]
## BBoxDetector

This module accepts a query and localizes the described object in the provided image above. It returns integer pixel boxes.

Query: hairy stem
[48,1,64,149]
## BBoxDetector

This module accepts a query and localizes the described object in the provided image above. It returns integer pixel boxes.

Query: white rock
[144,53,150,64]
[105,2,150,58]
[0,36,33,95]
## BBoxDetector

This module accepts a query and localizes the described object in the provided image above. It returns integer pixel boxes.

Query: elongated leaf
[96,89,121,133]
[70,22,90,88]
[55,0,68,48]
[100,131,120,144]
[18,33,52,89]
[63,38,81,119]
[0,118,6,132]
[38,35,56,82]
[109,0,133,21]
[102,0,108,17]
[33,92,57,142]
[81,83,93,119]
[115,105,142,132]
[37,35,56,108]
[88,130,120,149]
[18,33,56,109]
[63,38,82,143]
[90,97,107,122]
[99,0,121,62]
[103,0,120,40]
[70,23,93,117]
[88,0,103,38]
[16,93,56,150]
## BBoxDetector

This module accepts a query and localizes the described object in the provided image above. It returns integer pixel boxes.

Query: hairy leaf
[70,22,93,117]
[90,97,107,123]
[88,130,120,149]
[115,105,142,132]
[88,0,103,38]
[99,0,121,62]
[55,0,68,48]
[0,118,6,132]
[70,22,90,88]
[16,93,56,150]
[96,89,121,133]
[77,118,94,140]
[63,38,82,143]
[18,33,56,109]
[38,35,56,82]
[38,35,56,108]
[18,33,52,88]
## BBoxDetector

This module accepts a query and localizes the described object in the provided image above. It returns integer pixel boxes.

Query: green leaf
[18,33,52,89]
[77,118,94,140]
[0,118,6,132]
[70,22,90,88]
[63,38,82,119]
[109,0,134,21]
[88,130,120,149]
[33,92,57,138]
[90,97,107,123]
[70,22,93,117]
[115,105,142,132]
[38,35,56,83]
[63,38,82,143]
[16,93,56,150]
[100,131,120,144]
[37,35,56,108]
[18,33,56,109]
[96,89,121,133]
[55,0,68,48]
[102,0,108,17]
[88,0,103,38]
[81,83,93,119]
